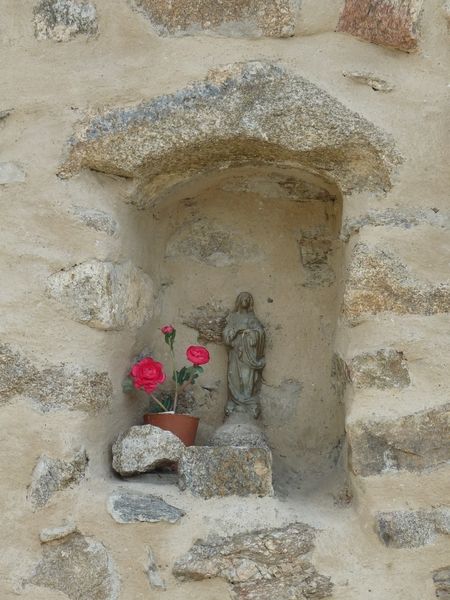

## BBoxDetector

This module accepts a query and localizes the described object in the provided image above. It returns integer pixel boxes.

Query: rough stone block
[34,0,98,42]
[0,342,112,413]
[376,508,450,548]
[134,0,297,38]
[337,0,424,52]
[112,425,184,476]
[349,348,410,389]
[182,302,229,344]
[0,162,25,184]
[348,404,450,476]
[29,449,88,508]
[47,260,154,330]
[40,522,77,543]
[173,523,333,600]
[107,489,184,523]
[178,446,273,498]
[71,206,118,236]
[29,532,119,600]
[343,243,450,321]
[434,566,450,599]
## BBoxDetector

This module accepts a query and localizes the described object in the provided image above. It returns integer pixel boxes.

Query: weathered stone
[209,417,271,450]
[166,219,263,267]
[343,70,394,92]
[0,342,112,413]
[343,243,450,321]
[337,0,424,52]
[182,302,229,344]
[112,425,184,476]
[71,206,118,236]
[29,449,88,508]
[59,62,398,199]
[341,208,450,241]
[107,489,184,523]
[299,237,335,287]
[147,549,166,590]
[34,0,98,42]
[47,260,154,330]
[0,162,25,184]
[348,404,450,476]
[29,532,119,600]
[349,349,410,389]
[40,522,77,543]
[134,0,297,38]
[376,508,450,548]
[173,523,333,600]
[178,446,273,498]
[434,566,450,599]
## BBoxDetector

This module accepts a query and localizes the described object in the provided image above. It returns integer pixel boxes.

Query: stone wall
[1,0,449,599]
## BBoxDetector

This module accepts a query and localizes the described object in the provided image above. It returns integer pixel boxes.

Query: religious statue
[223,292,266,419]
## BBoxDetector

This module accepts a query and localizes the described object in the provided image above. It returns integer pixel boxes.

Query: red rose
[161,325,174,334]
[186,345,210,366]
[130,357,166,394]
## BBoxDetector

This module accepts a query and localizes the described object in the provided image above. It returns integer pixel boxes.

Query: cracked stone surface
[34,0,98,42]
[178,446,273,498]
[107,489,185,523]
[59,62,399,200]
[112,425,184,476]
[134,0,297,38]
[29,449,88,508]
[47,260,154,330]
[337,0,424,52]
[173,522,333,599]
[0,342,112,413]
[343,243,450,321]
[29,532,119,599]
[376,508,450,548]
[348,403,450,476]
[349,348,410,389]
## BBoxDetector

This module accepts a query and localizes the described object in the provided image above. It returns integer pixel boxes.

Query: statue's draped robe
[223,312,265,409]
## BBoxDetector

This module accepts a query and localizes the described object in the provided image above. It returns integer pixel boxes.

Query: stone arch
[56,61,401,484]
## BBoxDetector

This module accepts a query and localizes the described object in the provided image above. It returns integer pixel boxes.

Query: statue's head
[235,291,254,311]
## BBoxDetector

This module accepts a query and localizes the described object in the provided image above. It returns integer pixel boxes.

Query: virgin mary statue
[223,292,265,418]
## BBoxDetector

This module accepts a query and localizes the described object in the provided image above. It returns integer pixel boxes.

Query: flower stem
[150,394,169,413]
[170,347,178,413]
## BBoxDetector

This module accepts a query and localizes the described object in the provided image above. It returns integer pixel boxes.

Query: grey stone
[147,549,166,590]
[134,0,297,38]
[166,219,263,267]
[433,566,450,599]
[182,302,229,344]
[29,449,88,508]
[173,522,333,600]
[34,0,98,42]
[343,243,450,322]
[47,260,154,331]
[0,342,112,413]
[337,0,424,52]
[209,418,271,451]
[59,62,399,200]
[29,532,119,600]
[343,70,394,92]
[40,522,77,543]
[349,348,410,389]
[341,208,450,241]
[72,206,119,236]
[299,237,335,287]
[107,489,184,523]
[0,162,25,184]
[112,425,184,476]
[347,403,450,476]
[376,508,450,548]
[178,446,273,498]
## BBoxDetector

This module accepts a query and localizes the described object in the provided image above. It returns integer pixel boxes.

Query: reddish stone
[337,0,424,52]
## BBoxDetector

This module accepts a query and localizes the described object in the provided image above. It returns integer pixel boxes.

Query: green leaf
[122,376,134,393]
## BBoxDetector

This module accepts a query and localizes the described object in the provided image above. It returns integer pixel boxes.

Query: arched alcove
[58,61,399,491]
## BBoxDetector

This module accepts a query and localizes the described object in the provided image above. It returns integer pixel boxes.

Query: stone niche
[130,163,345,481]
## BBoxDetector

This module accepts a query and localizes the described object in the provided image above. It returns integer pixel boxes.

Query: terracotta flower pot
[143,412,199,446]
